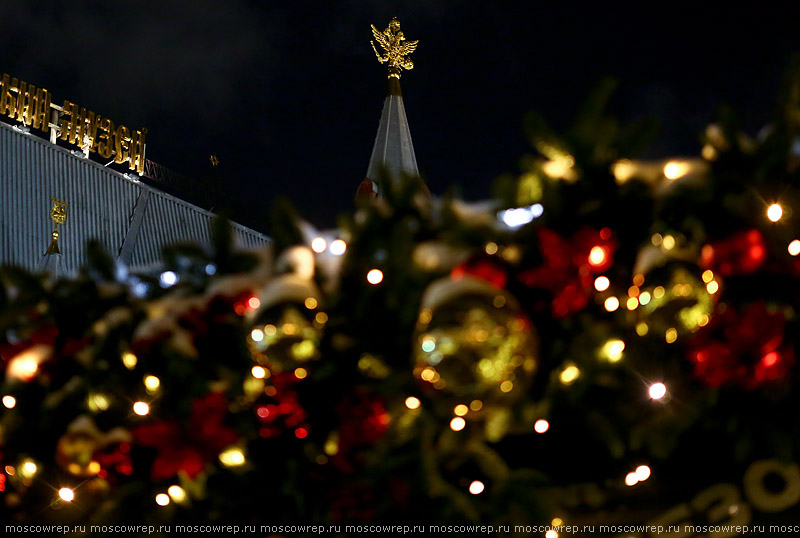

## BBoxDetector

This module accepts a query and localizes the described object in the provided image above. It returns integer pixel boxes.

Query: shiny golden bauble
[413,277,537,405]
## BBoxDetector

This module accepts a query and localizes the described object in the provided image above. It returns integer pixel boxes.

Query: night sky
[3,2,800,231]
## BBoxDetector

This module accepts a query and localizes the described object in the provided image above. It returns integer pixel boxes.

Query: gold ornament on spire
[46,198,68,254]
[371,18,419,79]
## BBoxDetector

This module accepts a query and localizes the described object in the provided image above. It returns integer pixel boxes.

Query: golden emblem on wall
[46,198,68,254]
[371,18,419,79]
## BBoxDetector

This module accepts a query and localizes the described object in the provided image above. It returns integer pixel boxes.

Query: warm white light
[2,395,16,408]
[706,281,719,294]
[6,345,49,382]
[311,237,327,253]
[663,161,690,180]
[122,351,138,370]
[250,328,264,342]
[155,493,170,506]
[168,485,187,502]
[144,375,160,392]
[219,447,246,467]
[468,480,485,495]
[560,365,580,385]
[635,465,651,481]
[767,203,783,222]
[454,404,469,416]
[159,271,178,287]
[20,460,37,477]
[604,297,620,312]
[625,472,639,486]
[329,239,347,256]
[594,276,610,292]
[545,531,559,538]
[405,396,421,410]
[58,487,75,502]
[588,246,606,266]
[367,269,384,285]
[450,417,466,431]
[603,339,625,362]
[133,401,150,416]
[534,419,550,433]
[649,382,667,400]
[788,240,800,256]
[251,366,267,379]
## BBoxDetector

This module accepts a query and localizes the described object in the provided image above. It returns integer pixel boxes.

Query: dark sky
[3,2,800,230]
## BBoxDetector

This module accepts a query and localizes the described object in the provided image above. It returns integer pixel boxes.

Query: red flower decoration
[687,302,794,389]
[131,392,238,480]
[451,256,507,289]
[256,372,308,439]
[518,227,616,317]
[701,229,766,277]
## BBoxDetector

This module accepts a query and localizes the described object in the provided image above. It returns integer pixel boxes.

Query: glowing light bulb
[649,382,667,400]
[639,291,651,305]
[594,276,610,292]
[144,375,160,392]
[534,419,549,433]
[604,297,620,312]
[625,472,639,486]
[247,296,261,310]
[133,401,150,416]
[469,480,485,495]
[603,339,625,362]
[2,395,16,409]
[155,493,170,506]
[588,246,606,266]
[20,460,37,478]
[706,281,719,294]
[7,346,48,381]
[662,235,676,250]
[168,485,187,502]
[219,447,246,467]
[304,297,318,309]
[329,239,347,256]
[311,237,327,253]
[251,366,267,379]
[58,487,74,502]
[294,367,307,380]
[405,396,421,410]
[450,417,466,431]
[367,269,383,285]
[560,365,580,385]
[635,465,651,481]
[663,161,689,180]
[789,240,800,256]
[122,351,138,370]
[767,203,783,222]
[545,531,559,538]
[159,271,178,287]
[454,404,469,416]
[250,328,264,342]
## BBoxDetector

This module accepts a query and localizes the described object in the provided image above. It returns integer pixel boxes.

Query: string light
[454,404,469,416]
[2,395,16,409]
[219,447,246,467]
[639,291,651,305]
[665,328,678,344]
[588,246,607,266]
[155,493,170,506]
[133,401,150,416]
[788,240,800,256]
[405,396,421,410]
[251,366,267,379]
[58,487,74,502]
[7,346,47,381]
[545,531,559,538]
[168,485,187,502]
[468,480,485,495]
[311,237,327,253]
[663,161,690,180]
[159,271,178,287]
[469,400,483,411]
[294,367,308,380]
[625,472,639,486]
[247,296,261,310]
[329,239,347,255]
[367,269,384,285]
[594,276,610,292]
[559,364,580,385]
[602,339,625,362]
[144,375,160,392]
[767,203,783,222]
[250,328,264,342]
[304,297,318,309]
[450,417,466,431]
[626,297,639,310]
[635,465,651,481]
[662,235,676,250]
[19,460,37,478]
[534,419,549,433]
[604,297,620,312]
[649,382,667,400]
[706,281,719,294]
[122,351,138,369]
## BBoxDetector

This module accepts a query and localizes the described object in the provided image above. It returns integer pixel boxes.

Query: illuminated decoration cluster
[2,52,800,532]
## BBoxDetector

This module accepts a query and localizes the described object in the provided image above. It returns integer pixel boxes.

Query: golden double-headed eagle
[371,18,418,78]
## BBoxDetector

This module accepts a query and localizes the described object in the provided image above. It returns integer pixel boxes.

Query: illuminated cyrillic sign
[0,73,146,174]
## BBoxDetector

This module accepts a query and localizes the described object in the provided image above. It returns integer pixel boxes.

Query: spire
[38,198,67,277]
[361,18,427,199]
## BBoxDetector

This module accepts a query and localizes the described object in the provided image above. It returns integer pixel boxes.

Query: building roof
[0,122,269,275]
